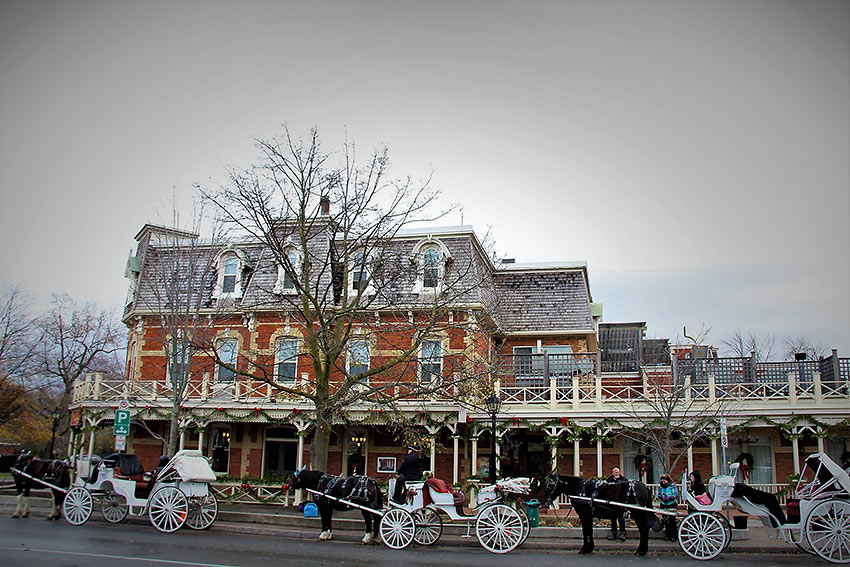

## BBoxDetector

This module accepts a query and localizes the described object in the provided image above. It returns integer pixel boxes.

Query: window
[348,340,370,379]
[275,249,300,293]
[423,247,440,288]
[351,252,368,291]
[217,339,238,382]
[222,257,238,293]
[168,338,191,381]
[419,339,443,385]
[276,339,298,382]
[211,427,230,473]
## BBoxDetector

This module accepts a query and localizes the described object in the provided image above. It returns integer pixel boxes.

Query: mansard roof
[127,223,595,335]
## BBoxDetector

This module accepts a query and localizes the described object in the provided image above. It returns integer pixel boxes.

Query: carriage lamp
[485,395,501,484]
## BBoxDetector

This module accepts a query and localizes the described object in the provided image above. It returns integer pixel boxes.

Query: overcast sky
[1,0,848,356]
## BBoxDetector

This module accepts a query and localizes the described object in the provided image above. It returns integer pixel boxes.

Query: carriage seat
[423,478,465,511]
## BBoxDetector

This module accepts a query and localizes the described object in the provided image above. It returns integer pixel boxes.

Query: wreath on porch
[634,454,649,474]
[735,452,755,480]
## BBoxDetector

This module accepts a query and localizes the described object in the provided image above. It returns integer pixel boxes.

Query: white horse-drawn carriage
[62,449,219,533]
[379,477,532,553]
[678,452,850,563]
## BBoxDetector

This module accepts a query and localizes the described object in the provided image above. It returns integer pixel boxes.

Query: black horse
[6,451,71,520]
[544,474,659,556]
[284,467,384,544]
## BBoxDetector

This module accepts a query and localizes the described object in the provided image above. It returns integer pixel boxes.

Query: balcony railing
[73,353,850,408]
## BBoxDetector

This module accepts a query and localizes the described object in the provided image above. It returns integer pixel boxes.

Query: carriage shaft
[10,468,68,494]
[305,488,382,514]
[568,494,676,516]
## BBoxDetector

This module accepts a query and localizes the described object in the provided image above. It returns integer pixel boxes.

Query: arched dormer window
[274,248,301,294]
[213,248,248,299]
[411,238,452,293]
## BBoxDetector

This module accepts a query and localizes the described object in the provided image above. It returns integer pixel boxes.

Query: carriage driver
[392,446,423,503]
[607,467,628,541]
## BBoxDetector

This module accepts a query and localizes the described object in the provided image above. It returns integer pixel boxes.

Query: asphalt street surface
[0,516,818,567]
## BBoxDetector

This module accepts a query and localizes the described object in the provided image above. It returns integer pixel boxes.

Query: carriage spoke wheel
[413,507,443,546]
[712,513,732,551]
[516,505,531,546]
[101,491,129,524]
[380,508,415,549]
[475,503,524,554]
[678,512,727,560]
[148,485,189,533]
[805,499,850,563]
[186,493,218,530]
[62,486,93,526]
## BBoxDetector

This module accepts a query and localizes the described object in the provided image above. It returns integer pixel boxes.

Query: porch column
[596,432,603,477]
[87,424,96,459]
[295,421,307,505]
[452,435,460,485]
[67,429,76,460]
[792,437,801,474]
[711,437,719,476]
[197,427,205,452]
[817,435,825,455]
[430,435,437,474]
[687,445,694,473]
[573,439,581,476]
[495,434,501,477]
[471,435,479,476]
[179,429,186,451]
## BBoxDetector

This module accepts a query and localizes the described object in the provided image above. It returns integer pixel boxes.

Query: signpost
[720,417,729,474]
[114,401,131,451]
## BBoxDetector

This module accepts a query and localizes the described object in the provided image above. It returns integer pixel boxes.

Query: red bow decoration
[559,416,570,426]
[145,405,151,410]
[512,417,519,425]
[253,407,261,416]
[294,408,300,415]
[741,464,750,480]
[216,407,224,412]
[466,416,473,423]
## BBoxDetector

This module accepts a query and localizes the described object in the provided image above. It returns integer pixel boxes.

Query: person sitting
[393,446,423,503]
[656,473,679,541]
[606,467,628,541]
[689,470,711,507]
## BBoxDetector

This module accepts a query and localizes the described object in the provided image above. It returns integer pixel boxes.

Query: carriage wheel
[148,485,189,533]
[413,507,443,546]
[805,498,850,564]
[678,512,727,560]
[380,508,415,549]
[516,506,530,546]
[185,493,218,530]
[794,534,817,556]
[62,486,93,526]
[475,503,524,554]
[101,491,129,524]
[712,513,732,551]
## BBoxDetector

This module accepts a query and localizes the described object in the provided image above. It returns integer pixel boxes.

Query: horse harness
[581,478,637,514]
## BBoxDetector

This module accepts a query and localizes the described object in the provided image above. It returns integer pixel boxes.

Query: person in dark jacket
[606,467,628,541]
[393,446,423,502]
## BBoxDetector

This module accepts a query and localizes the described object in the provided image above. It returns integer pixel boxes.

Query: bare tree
[131,202,227,456]
[201,127,495,471]
[0,287,36,427]
[34,294,124,450]
[721,330,776,361]
[782,336,830,361]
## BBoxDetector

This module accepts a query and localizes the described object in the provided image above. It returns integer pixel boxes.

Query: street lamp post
[49,408,60,459]
[485,394,502,484]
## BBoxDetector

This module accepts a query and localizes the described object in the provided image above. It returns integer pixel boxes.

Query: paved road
[0,517,817,567]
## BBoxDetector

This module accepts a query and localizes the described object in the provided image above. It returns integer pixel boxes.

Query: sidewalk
[0,493,796,554]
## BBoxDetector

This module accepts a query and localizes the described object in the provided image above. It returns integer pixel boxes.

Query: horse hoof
[11,515,19,519]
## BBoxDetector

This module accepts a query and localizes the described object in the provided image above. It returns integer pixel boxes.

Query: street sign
[720,418,729,448]
[118,399,130,410]
[115,435,126,452]
[113,409,131,436]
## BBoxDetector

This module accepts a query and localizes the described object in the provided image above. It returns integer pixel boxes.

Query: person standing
[607,467,627,541]
[656,473,679,541]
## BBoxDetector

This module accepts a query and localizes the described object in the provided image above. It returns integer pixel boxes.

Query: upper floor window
[217,339,238,382]
[423,248,440,288]
[351,252,368,291]
[275,249,301,294]
[213,249,247,298]
[276,338,298,382]
[168,338,191,381]
[348,339,370,380]
[411,238,452,293]
[419,339,443,386]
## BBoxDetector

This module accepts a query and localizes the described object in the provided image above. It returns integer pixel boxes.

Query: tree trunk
[167,398,180,456]
[310,417,332,473]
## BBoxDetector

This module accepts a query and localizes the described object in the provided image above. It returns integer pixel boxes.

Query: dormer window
[423,247,440,288]
[411,238,452,294]
[213,248,248,299]
[274,249,301,294]
[222,257,238,293]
